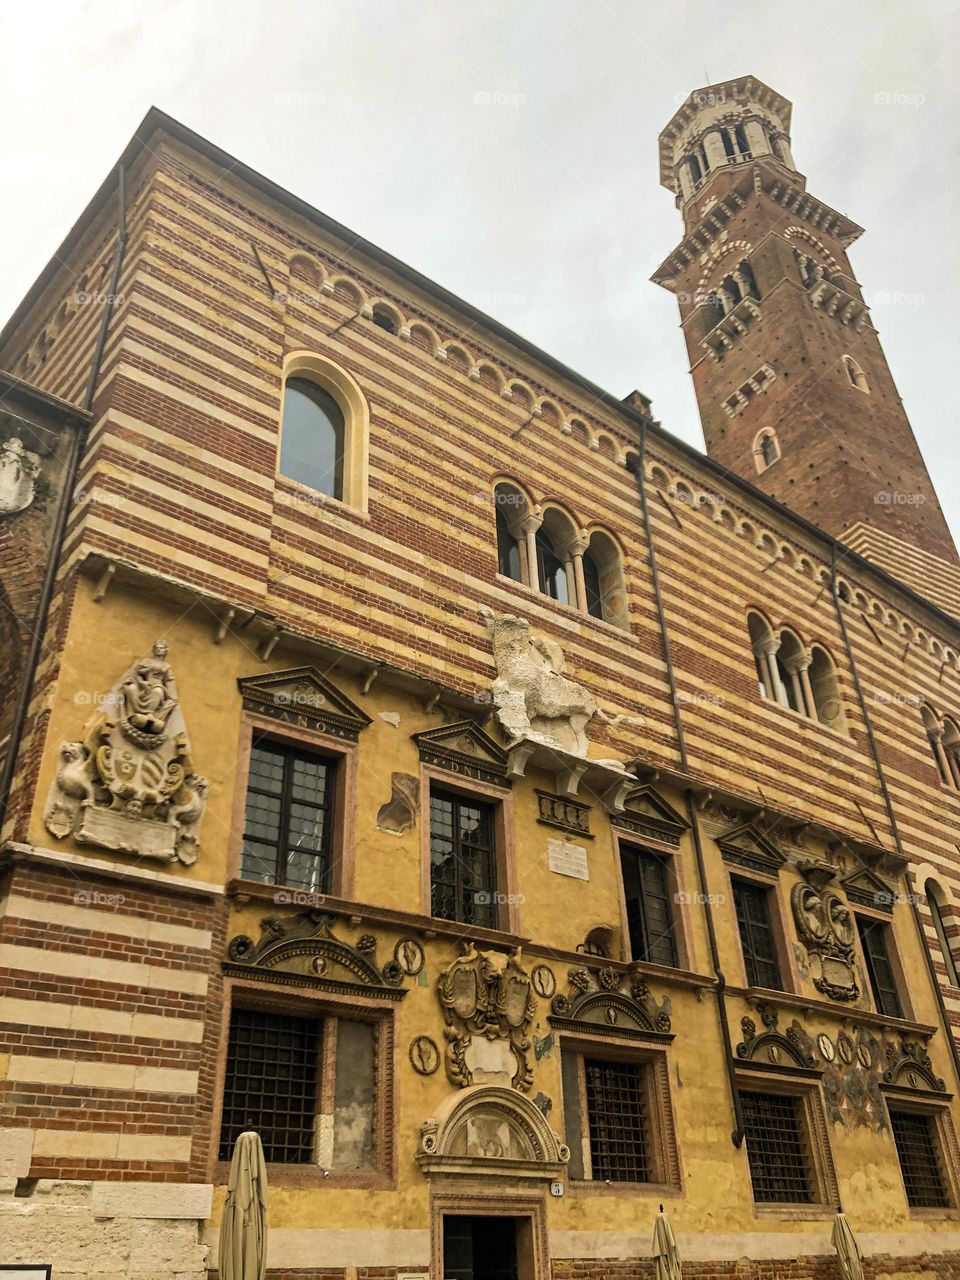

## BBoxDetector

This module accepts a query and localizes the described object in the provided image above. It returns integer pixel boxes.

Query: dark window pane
[241,738,335,890]
[620,845,677,967]
[496,505,522,581]
[889,1110,950,1208]
[584,1059,650,1182]
[742,1091,811,1203]
[429,789,497,927]
[536,527,569,603]
[219,1008,320,1163]
[733,880,782,990]
[280,376,345,498]
[583,551,604,619]
[857,916,903,1018]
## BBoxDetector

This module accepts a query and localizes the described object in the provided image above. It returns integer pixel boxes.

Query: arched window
[582,530,627,629]
[734,123,751,157]
[776,630,806,714]
[925,881,960,988]
[689,153,702,186]
[843,355,869,393]
[371,304,399,335]
[279,354,370,510]
[944,718,960,790]
[280,376,345,498]
[754,429,780,474]
[719,128,736,161]
[747,612,776,700]
[492,481,531,585]
[536,525,570,604]
[809,645,844,729]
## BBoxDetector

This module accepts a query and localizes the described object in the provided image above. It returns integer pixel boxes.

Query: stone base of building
[1,1178,210,1279]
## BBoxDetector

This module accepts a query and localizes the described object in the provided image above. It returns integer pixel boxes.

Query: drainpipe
[830,546,960,1090]
[0,165,127,836]
[633,419,687,770]
[630,435,744,1145]
[686,790,746,1148]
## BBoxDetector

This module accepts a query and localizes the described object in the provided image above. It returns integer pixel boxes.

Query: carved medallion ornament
[44,642,208,864]
[226,910,408,998]
[791,861,860,1002]
[437,944,536,1092]
[549,966,672,1040]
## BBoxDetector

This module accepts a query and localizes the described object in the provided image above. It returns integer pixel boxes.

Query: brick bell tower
[653,76,960,613]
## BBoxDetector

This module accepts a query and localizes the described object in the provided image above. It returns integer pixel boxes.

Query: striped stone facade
[0,87,959,1280]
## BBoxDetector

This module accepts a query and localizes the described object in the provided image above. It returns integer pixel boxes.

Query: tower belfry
[653,76,959,613]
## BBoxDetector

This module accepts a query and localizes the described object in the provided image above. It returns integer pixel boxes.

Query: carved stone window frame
[228,710,360,900]
[209,975,396,1189]
[722,861,802,996]
[735,1063,839,1218]
[557,1029,682,1198]
[852,899,914,1023]
[430,1189,549,1280]
[881,1087,960,1219]
[611,829,694,970]
[419,762,518,935]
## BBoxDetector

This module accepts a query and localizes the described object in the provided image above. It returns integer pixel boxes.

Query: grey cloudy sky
[3,0,958,542]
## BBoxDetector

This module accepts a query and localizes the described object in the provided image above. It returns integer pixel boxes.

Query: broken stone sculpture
[0,436,40,515]
[44,641,208,864]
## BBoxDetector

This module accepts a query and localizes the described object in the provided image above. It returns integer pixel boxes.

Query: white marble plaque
[547,838,589,881]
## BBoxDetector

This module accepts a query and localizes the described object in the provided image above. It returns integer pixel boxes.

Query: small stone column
[518,511,543,591]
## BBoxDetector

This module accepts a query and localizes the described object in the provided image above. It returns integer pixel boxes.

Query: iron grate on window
[219,1008,321,1164]
[742,1091,812,1204]
[890,1109,950,1208]
[585,1059,650,1182]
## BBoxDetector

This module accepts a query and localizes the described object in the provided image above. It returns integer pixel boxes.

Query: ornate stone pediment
[717,823,786,876]
[612,786,688,847]
[237,667,371,741]
[417,1085,569,1179]
[43,641,208,865]
[735,1002,817,1071]
[413,721,509,786]
[549,966,672,1040]
[841,866,896,914]
[882,1038,946,1095]
[438,944,536,1091]
[791,862,860,1003]
[225,911,406,997]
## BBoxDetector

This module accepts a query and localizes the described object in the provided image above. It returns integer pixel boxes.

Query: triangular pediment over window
[841,866,896,914]
[717,822,786,875]
[413,721,510,786]
[612,785,689,847]
[238,667,372,741]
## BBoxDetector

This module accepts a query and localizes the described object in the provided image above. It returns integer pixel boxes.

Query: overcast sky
[3,0,958,543]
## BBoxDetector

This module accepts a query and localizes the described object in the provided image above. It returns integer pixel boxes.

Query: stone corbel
[92,560,117,603]
[556,763,588,798]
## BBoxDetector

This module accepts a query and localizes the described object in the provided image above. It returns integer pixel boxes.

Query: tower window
[842,355,869,393]
[734,123,751,158]
[495,502,522,581]
[371,304,399,335]
[921,704,960,789]
[754,429,780,473]
[720,127,736,161]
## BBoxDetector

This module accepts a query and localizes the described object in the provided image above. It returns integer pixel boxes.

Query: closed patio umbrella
[652,1204,682,1280]
[218,1131,268,1280]
[831,1208,864,1280]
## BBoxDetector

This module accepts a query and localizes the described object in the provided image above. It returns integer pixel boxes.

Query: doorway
[442,1215,518,1280]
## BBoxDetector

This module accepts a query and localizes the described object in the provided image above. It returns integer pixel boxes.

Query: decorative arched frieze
[416,1084,569,1178]
[735,1002,817,1070]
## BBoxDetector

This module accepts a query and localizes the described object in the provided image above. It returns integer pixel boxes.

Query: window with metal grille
[584,1058,651,1182]
[889,1109,950,1208]
[620,844,677,966]
[219,1008,321,1163]
[429,789,498,928]
[742,1091,812,1203]
[733,879,782,990]
[241,738,335,891]
[856,915,903,1018]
